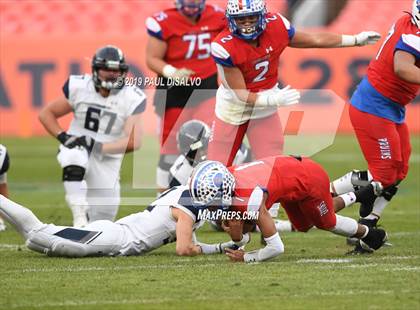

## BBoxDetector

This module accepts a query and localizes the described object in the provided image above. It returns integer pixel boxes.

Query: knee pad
[63,165,86,181]
[382,184,399,201]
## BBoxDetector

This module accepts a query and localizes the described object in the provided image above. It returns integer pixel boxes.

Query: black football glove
[57,132,85,149]
[81,136,103,155]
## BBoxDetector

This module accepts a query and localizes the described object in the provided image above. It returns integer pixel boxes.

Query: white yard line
[4,289,415,309]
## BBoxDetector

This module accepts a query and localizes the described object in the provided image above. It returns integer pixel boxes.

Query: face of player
[234,14,260,37]
[180,0,204,17]
[98,68,122,83]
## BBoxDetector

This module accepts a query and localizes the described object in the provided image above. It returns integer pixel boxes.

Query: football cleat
[347,227,388,254]
[356,181,383,218]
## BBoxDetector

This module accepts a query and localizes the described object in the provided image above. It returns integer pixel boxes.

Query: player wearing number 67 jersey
[39,45,146,228]
[208,0,382,166]
[331,2,420,240]
[145,1,225,193]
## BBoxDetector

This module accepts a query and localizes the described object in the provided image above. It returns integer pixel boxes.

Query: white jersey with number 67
[64,74,146,147]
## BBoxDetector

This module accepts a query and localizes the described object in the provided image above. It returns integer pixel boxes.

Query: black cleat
[346,243,371,255]
[358,217,379,228]
[346,228,387,255]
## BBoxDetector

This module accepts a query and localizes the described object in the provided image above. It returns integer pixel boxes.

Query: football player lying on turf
[0,186,248,257]
[168,119,292,233]
[188,157,389,262]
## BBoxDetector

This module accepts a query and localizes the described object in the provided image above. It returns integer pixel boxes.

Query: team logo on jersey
[201,26,209,31]
[266,46,273,53]
[317,201,328,216]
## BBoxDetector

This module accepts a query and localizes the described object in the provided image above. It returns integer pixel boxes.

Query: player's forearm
[38,109,64,137]
[102,136,141,154]
[243,233,284,263]
[394,63,420,84]
[176,243,202,256]
[291,32,342,48]
[146,56,169,77]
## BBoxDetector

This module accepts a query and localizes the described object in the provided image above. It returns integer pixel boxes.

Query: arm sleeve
[395,34,420,59]
[279,14,296,40]
[146,16,164,40]
[128,87,147,115]
[62,79,70,99]
[211,42,235,67]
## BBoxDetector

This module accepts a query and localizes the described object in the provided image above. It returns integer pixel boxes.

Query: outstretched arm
[289,30,381,48]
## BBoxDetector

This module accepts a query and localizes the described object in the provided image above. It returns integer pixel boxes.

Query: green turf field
[0,135,419,310]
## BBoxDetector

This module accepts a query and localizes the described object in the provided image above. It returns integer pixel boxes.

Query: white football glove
[255,85,300,107]
[354,31,381,46]
[162,64,195,79]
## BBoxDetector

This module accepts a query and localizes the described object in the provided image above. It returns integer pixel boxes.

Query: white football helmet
[189,160,235,207]
[412,0,420,28]
[226,0,267,40]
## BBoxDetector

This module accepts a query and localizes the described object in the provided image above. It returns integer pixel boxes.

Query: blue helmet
[189,160,235,208]
[175,0,206,17]
[226,0,267,40]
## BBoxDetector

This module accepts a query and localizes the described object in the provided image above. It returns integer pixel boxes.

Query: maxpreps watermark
[124,76,202,87]
[197,209,259,221]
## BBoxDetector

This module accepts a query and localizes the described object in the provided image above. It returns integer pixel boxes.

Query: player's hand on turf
[225,248,245,262]
[355,31,381,46]
[81,136,103,154]
[57,132,86,149]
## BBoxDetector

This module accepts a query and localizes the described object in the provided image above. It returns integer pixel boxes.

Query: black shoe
[360,227,387,252]
[358,217,379,228]
[346,242,372,255]
[346,228,387,255]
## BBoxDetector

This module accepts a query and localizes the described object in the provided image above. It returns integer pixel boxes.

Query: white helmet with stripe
[226,0,267,40]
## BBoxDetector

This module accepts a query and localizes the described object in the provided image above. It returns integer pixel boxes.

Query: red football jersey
[367,14,420,106]
[228,156,311,214]
[146,5,226,79]
[211,13,295,92]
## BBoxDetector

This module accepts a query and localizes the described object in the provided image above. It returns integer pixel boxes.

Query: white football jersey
[116,185,205,255]
[65,74,146,144]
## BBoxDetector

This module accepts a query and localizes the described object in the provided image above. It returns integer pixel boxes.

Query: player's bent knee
[63,165,86,182]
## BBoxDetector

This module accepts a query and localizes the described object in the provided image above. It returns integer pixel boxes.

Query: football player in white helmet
[0,144,10,231]
[0,186,248,258]
[39,46,146,228]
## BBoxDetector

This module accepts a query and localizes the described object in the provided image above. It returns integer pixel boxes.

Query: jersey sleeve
[65,74,89,108]
[0,144,10,178]
[146,10,172,41]
[395,34,420,59]
[278,14,296,40]
[127,86,147,115]
[211,42,235,67]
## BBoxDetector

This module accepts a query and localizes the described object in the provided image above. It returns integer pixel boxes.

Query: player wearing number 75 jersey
[39,45,146,228]
[208,0,382,166]
[145,1,226,193]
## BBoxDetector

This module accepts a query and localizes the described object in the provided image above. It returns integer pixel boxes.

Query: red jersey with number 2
[211,13,295,92]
